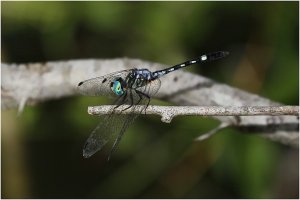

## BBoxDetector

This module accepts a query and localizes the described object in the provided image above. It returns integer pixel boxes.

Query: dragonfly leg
[121,90,134,111]
[135,89,151,114]
[134,90,143,105]
[114,92,128,111]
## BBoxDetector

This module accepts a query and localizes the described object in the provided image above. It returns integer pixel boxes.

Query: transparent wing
[137,78,161,97]
[83,88,149,159]
[146,79,161,97]
[77,70,132,97]
[83,110,131,158]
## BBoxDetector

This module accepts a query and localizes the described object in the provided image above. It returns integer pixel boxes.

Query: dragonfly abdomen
[151,51,229,80]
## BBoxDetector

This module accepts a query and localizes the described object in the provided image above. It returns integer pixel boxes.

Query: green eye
[111,81,124,96]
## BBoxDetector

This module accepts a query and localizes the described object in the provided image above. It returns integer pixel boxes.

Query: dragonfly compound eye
[111,80,124,96]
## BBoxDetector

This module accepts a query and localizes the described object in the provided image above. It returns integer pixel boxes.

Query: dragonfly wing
[83,88,151,159]
[107,112,139,160]
[146,79,161,97]
[107,89,153,159]
[77,70,131,97]
[136,78,161,97]
[83,112,130,158]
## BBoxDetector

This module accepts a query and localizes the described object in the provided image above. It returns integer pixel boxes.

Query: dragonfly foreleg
[121,90,134,111]
[114,92,128,111]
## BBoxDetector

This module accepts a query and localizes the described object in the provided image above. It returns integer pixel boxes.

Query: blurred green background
[1,1,299,198]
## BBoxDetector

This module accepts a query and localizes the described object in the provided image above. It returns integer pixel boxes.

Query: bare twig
[88,105,299,123]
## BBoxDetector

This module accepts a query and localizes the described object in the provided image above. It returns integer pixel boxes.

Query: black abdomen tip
[216,51,229,58]
[78,81,84,86]
[207,51,230,61]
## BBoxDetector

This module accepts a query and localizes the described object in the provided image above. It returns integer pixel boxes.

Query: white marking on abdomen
[191,60,196,64]
[159,71,166,75]
[201,55,207,61]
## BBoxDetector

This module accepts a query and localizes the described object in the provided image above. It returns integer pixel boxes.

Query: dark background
[2,1,299,198]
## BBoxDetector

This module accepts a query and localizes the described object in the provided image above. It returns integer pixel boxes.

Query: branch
[88,105,299,147]
[88,105,299,123]
[2,59,299,147]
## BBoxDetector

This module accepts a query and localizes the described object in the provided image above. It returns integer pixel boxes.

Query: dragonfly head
[110,78,126,96]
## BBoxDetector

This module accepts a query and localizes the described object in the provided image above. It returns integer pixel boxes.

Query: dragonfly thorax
[126,69,152,89]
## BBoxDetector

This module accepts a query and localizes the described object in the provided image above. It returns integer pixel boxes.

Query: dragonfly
[77,51,229,159]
